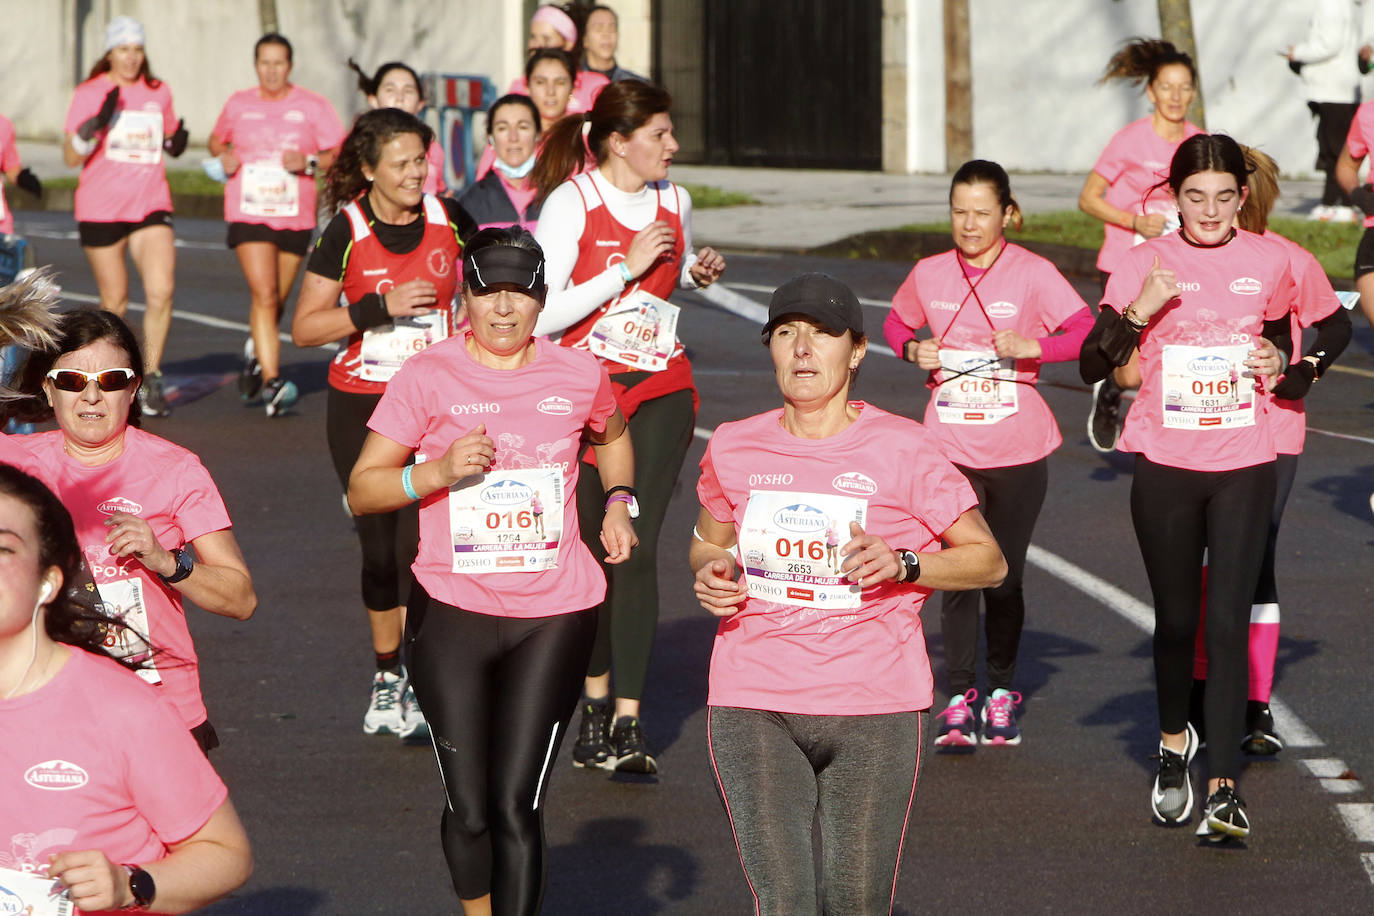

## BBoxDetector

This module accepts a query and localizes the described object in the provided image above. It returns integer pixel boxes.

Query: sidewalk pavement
[13,139,1330,252]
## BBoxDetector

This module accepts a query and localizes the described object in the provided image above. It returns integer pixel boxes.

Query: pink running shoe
[934,689,979,748]
[981,689,1022,745]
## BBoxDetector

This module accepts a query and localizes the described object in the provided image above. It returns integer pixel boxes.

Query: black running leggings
[709,706,926,916]
[326,386,419,611]
[1131,456,1275,780]
[405,585,596,914]
[940,459,1048,695]
[575,386,695,700]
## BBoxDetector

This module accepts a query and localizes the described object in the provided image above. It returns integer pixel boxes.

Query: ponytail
[1100,37,1196,88]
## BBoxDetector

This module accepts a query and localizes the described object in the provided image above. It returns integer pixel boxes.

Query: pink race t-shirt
[889,243,1087,468]
[1346,100,1374,228]
[1264,230,1340,455]
[1092,116,1203,273]
[368,332,617,616]
[0,113,20,233]
[0,649,226,879]
[64,76,176,223]
[211,84,345,230]
[1103,230,1295,471]
[20,427,233,729]
[696,404,978,716]
[424,139,446,196]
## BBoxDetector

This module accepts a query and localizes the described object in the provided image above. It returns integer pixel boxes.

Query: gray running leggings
[708,706,926,916]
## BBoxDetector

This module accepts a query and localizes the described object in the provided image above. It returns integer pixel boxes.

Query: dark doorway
[654,0,883,169]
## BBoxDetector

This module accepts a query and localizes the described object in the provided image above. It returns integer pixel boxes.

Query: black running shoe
[1197,783,1250,839]
[263,377,298,418]
[1151,722,1198,825]
[572,699,613,769]
[1241,701,1284,756]
[1087,377,1122,453]
[610,715,658,774]
[238,338,262,403]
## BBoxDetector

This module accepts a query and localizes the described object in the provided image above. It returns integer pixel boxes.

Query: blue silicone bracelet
[616,261,633,284]
[401,465,419,501]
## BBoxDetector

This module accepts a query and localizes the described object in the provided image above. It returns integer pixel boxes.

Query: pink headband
[531,6,577,44]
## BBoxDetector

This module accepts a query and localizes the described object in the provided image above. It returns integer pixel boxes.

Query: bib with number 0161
[934,348,1018,424]
[240,162,299,217]
[738,490,867,610]
[1161,343,1254,429]
[587,289,680,372]
[360,310,448,383]
[95,578,161,686]
[449,467,563,574]
[105,109,163,164]
[0,866,74,916]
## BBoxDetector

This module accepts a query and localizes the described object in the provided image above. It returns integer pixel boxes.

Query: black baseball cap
[762,273,864,339]
[463,230,547,297]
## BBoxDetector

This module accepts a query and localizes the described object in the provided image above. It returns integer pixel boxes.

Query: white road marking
[1304,758,1350,778]
[697,283,895,357]
[1363,854,1374,884]
[62,291,335,350]
[21,227,223,251]
[1338,804,1374,843]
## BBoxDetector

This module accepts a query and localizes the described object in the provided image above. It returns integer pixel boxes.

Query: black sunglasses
[45,368,138,392]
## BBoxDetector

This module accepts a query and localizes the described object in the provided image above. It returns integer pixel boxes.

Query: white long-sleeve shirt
[1292,0,1361,104]
[533,169,699,339]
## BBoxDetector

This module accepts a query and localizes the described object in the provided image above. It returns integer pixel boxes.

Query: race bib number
[360,310,449,383]
[934,348,1018,424]
[104,109,162,164]
[0,867,73,916]
[95,578,161,685]
[449,467,562,574]
[240,163,299,217]
[1161,343,1255,429]
[738,490,867,610]
[586,290,680,372]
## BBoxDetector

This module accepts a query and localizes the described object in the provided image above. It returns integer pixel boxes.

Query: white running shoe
[398,680,430,744]
[363,670,404,735]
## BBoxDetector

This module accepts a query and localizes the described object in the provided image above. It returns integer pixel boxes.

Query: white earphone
[38,580,55,603]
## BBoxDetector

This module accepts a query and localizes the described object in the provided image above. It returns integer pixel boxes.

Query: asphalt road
[11,210,1374,914]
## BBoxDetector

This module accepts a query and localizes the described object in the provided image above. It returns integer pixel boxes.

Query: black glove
[162,118,188,157]
[1288,58,1304,76]
[15,167,41,197]
[1271,359,1316,400]
[76,87,120,141]
[1351,185,1374,217]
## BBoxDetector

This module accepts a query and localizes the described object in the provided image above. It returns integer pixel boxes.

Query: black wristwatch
[897,549,921,584]
[160,547,194,585]
[121,864,155,910]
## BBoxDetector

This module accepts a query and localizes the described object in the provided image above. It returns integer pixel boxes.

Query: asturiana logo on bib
[481,478,534,506]
[986,301,1018,319]
[1187,355,1231,376]
[1229,277,1262,295]
[97,496,142,516]
[0,886,25,914]
[537,396,573,416]
[772,503,829,533]
[832,472,877,496]
[25,759,88,791]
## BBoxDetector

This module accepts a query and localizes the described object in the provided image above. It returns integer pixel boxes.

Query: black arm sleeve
[1305,305,1353,376]
[1262,315,1294,366]
[1079,307,1139,383]
[443,197,479,246]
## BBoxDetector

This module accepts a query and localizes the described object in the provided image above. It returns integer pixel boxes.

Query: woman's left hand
[992,329,1041,360]
[280,149,307,173]
[600,504,639,564]
[689,247,726,288]
[104,512,175,578]
[1246,336,1284,381]
[839,522,902,588]
[48,849,130,912]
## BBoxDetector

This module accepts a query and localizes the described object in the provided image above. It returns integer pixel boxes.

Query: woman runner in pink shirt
[1187,147,1351,757]
[885,160,1092,749]
[9,309,257,753]
[348,58,447,197]
[0,464,253,915]
[209,33,345,417]
[1080,134,1296,841]
[348,227,636,916]
[513,4,610,113]
[692,273,1005,916]
[62,16,189,418]
[1078,38,1202,452]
